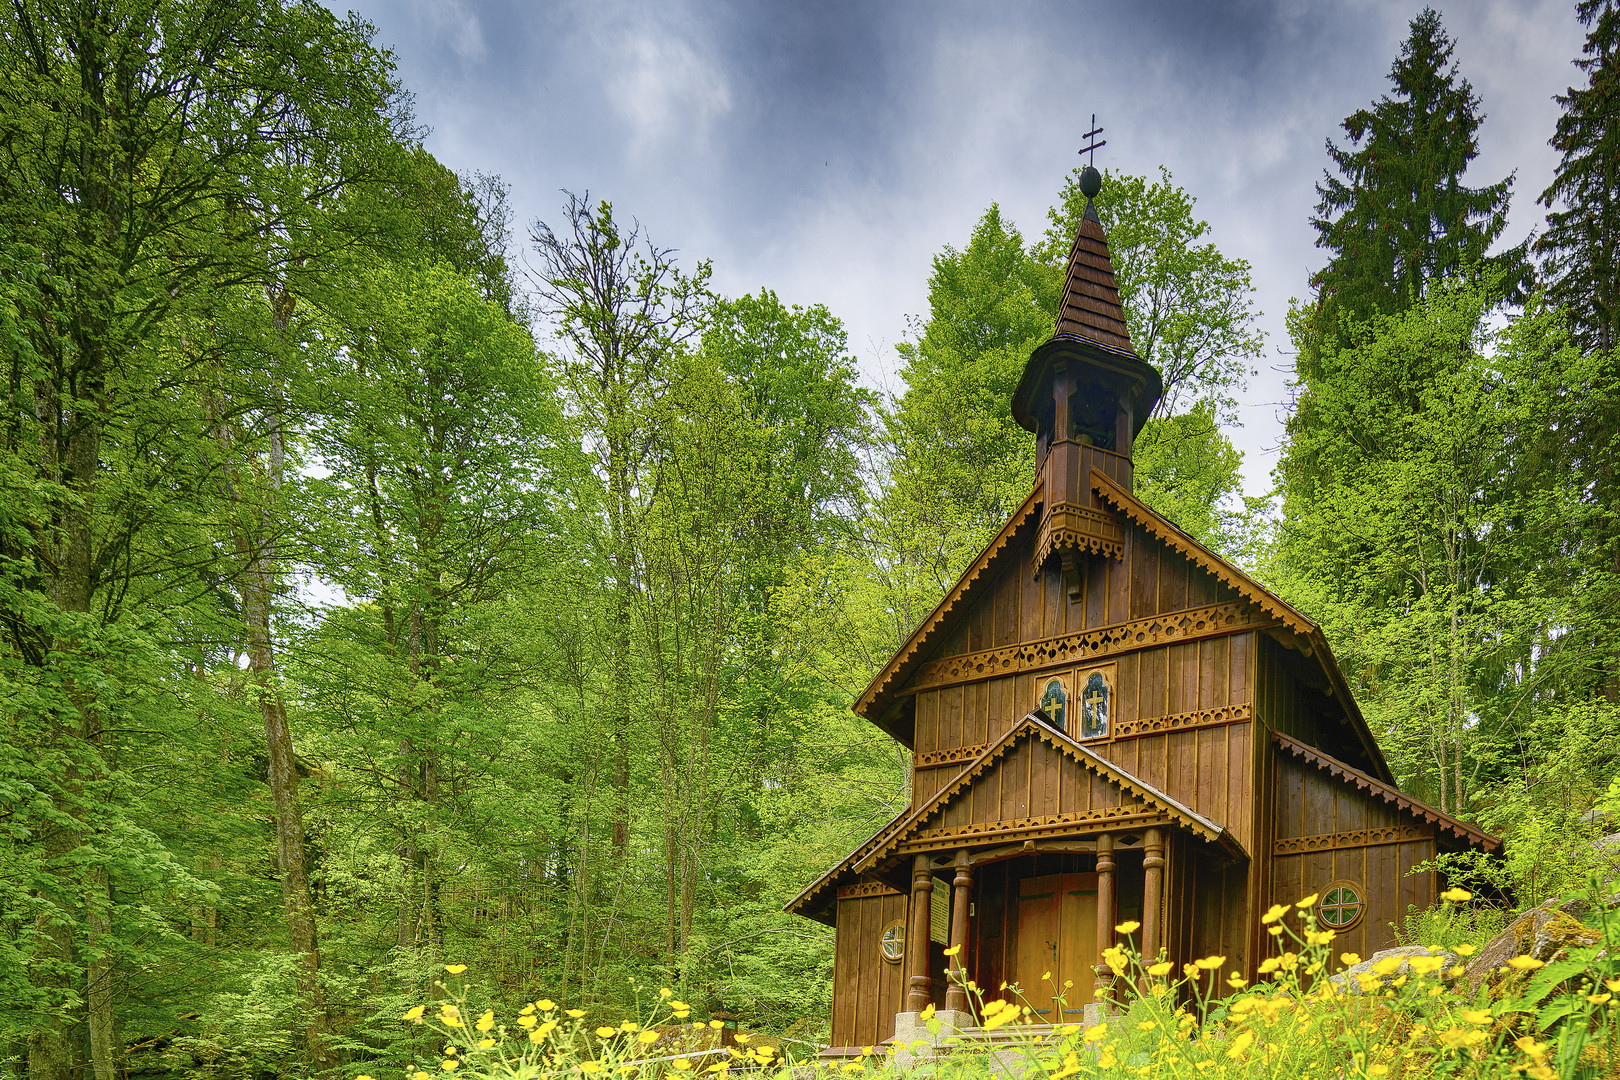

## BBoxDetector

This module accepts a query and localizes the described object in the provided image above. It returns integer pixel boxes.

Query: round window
[1318,881,1365,930]
[880,920,906,962]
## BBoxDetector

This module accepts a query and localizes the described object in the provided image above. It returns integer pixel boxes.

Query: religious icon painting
[1078,665,1113,740]
[1038,676,1068,732]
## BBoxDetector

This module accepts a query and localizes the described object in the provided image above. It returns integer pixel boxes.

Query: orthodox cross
[1079,115,1106,167]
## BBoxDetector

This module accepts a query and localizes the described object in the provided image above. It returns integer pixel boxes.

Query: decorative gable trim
[1273,732,1500,853]
[907,601,1265,692]
[850,714,1246,877]
[1090,470,1315,640]
[854,483,1045,727]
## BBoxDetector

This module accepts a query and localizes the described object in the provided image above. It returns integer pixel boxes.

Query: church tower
[1016,166,1162,602]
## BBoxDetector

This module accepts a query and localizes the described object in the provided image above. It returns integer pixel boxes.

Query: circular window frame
[880,920,906,963]
[1318,880,1366,931]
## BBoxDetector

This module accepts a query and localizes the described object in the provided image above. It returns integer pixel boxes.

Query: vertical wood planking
[942,685,964,751]
[1130,533,1158,619]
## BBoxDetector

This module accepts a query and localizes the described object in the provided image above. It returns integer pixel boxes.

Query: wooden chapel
[785,165,1501,1053]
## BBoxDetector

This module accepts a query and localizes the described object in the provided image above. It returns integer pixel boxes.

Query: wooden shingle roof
[1053,203,1135,356]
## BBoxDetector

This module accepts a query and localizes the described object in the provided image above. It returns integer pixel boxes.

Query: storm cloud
[352,0,1584,493]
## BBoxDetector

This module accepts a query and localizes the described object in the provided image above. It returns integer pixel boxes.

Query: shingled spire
[1013,159,1162,599]
[1053,183,1135,354]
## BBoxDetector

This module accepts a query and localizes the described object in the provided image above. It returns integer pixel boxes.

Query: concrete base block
[889,1009,975,1067]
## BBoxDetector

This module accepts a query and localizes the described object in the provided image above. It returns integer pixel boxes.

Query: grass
[380,883,1620,1080]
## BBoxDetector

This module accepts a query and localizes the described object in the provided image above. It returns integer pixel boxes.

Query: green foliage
[1539,1,1620,355]
[1310,8,1528,325]
[1043,166,1263,422]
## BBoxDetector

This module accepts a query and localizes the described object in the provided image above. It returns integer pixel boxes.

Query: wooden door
[1015,873,1097,1021]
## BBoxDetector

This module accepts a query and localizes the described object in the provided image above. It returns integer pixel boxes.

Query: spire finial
[1078,115,1105,220]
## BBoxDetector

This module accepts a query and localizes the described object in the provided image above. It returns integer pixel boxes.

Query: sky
[347,0,1588,497]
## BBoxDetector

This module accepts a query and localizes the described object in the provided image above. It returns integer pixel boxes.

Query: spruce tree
[1311,7,1526,324]
[1540,0,1620,354]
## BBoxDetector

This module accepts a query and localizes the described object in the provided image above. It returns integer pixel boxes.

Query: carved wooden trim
[1091,470,1316,640]
[897,807,1168,856]
[1033,501,1126,574]
[917,702,1253,765]
[855,485,1045,717]
[852,717,1233,877]
[1272,732,1502,853]
[836,881,903,899]
[1272,825,1427,856]
[909,601,1265,691]
[1112,703,1253,740]
[915,744,987,769]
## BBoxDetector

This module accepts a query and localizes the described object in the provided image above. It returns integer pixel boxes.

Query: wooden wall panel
[941,685,964,752]
[1159,552,1188,614]
[1130,531,1159,620]
[1085,555,1108,631]
[995,566,1019,647]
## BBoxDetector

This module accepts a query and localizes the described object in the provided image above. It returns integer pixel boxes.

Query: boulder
[1329,945,1462,996]
[1460,897,1603,996]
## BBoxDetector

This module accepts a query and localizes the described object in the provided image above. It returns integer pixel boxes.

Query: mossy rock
[1462,897,1603,997]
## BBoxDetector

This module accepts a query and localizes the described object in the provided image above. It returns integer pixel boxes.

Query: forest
[4,1,1620,1079]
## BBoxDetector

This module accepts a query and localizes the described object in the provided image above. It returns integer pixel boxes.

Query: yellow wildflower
[1227,973,1248,989]
[1606,978,1620,994]
[1226,1030,1254,1060]
[1295,893,1319,909]
[1440,887,1472,903]
[1371,955,1405,977]
[580,1064,606,1075]
[1506,955,1545,971]
[1459,1009,1491,1026]
[1194,955,1225,970]
[477,1039,495,1049]
[403,1005,426,1022]
[919,1003,935,1021]
[671,1061,692,1072]
[1147,961,1174,977]
[1589,993,1613,1005]
[1258,957,1281,975]
[1528,1068,1557,1080]
[413,1073,430,1080]
[438,1006,462,1029]
[1261,903,1288,924]
[595,1027,615,1039]
[476,1011,495,1033]
[1407,955,1445,976]
[1137,1021,1157,1032]
[1115,920,1141,934]
[1453,944,1476,957]
[709,1020,724,1029]
[440,1062,459,1073]
[567,1009,587,1018]
[444,964,467,975]
[620,1021,639,1032]
[1515,1036,1550,1062]
[537,999,556,1011]
[1340,953,1362,967]
[1083,1023,1107,1043]
[638,1030,661,1045]
[942,944,961,957]
[1041,970,1052,981]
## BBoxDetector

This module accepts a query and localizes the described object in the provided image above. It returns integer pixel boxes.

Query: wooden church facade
[785,167,1499,1053]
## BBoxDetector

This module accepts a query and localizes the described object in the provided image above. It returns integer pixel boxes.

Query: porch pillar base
[890,1009,975,1067]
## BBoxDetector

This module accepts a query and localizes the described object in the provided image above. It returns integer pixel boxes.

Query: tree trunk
[86,865,116,1080]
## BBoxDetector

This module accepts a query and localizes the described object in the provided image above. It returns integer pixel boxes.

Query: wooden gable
[857,468,1392,784]
[785,713,1246,925]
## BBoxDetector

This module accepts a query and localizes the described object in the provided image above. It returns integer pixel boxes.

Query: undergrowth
[373,881,1620,1080]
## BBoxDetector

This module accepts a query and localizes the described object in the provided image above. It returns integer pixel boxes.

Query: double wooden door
[1015,873,1097,1021]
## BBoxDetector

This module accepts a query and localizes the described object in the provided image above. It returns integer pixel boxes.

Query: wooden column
[944,850,973,1012]
[1092,833,1116,1001]
[1142,828,1165,963]
[906,855,934,1012]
